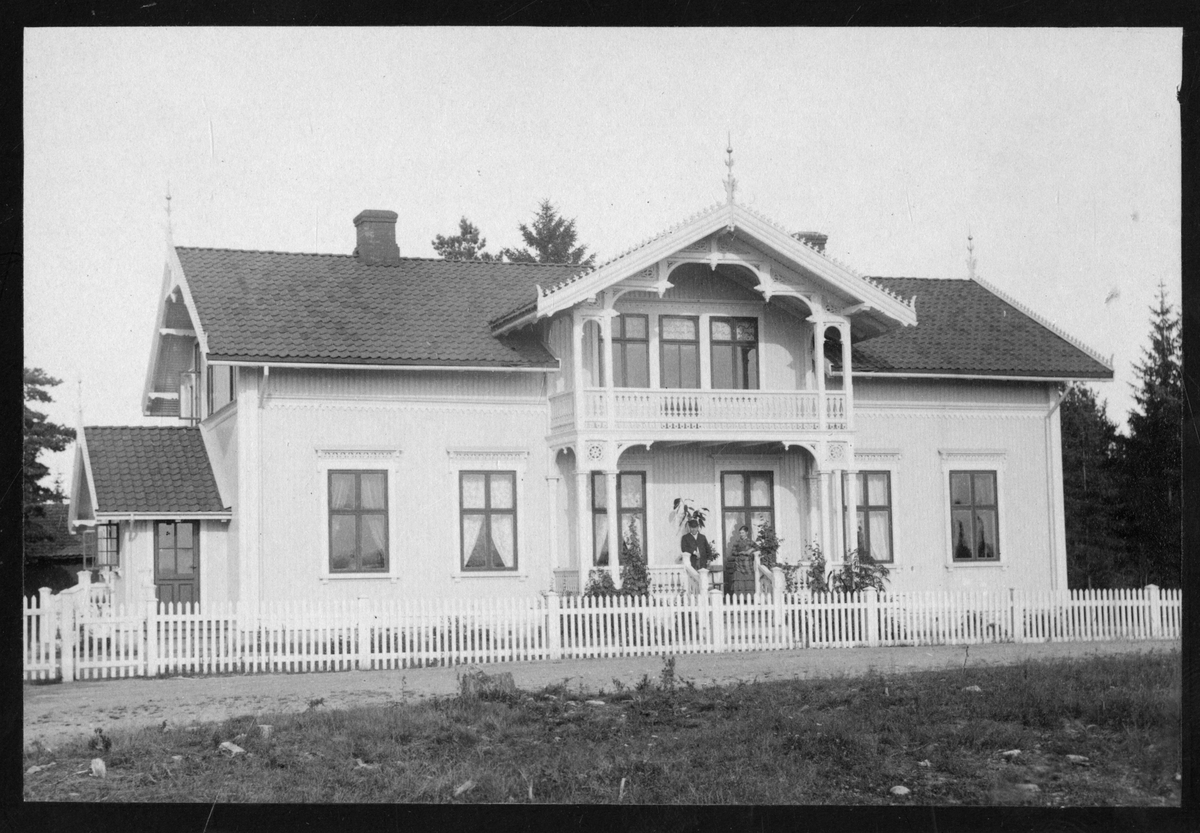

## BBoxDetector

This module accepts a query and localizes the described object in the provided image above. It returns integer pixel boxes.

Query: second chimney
[353,210,400,265]
[791,231,828,254]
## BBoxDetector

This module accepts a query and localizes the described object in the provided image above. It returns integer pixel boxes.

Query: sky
[24,28,1182,491]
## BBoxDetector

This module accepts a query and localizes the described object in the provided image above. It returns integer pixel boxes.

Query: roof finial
[166,180,173,238]
[723,133,737,205]
[966,227,977,281]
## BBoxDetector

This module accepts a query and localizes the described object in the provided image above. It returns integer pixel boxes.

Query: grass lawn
[23,650,1180,805]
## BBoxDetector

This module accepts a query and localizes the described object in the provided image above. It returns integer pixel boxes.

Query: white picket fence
[23,585,1180,683]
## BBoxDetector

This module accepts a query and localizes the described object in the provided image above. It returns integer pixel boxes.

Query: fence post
[38,587,53,663]
[544,590,562,660]
[60,604,76,684]
[866,589,880,647]
[355,597,370,671]
[772,566,785,645]
[144,593,159,678]
[1146,584,1160,640]
[1010,588,1025,644]
[709,587,725,652]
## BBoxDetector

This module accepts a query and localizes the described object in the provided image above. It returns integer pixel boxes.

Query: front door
[155,521,199,605]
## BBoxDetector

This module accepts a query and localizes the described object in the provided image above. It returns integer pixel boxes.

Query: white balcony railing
[549,388,849,434]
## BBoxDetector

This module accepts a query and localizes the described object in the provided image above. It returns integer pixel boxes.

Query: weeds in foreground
[23,650,1180,805]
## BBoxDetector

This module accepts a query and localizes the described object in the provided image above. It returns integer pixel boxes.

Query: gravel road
[24,639,1177,750]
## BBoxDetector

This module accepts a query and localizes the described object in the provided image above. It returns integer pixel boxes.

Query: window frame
[852,470,894,563]
[658,314,701,389]
[948,470,1000,563]
[206,361,236,417]
[709,316,760,390]
[327,469,390,574]
[591,470,647,566]
[718,470,775,556]
[315,450,402,582]
[96,522,120,568]
[939,450,1007,568]
[459,470,519,573]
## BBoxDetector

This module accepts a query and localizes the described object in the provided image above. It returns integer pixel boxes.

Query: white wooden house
[67,191,1112,613]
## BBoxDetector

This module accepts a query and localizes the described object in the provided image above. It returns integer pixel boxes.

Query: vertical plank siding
[24,586,1181,682]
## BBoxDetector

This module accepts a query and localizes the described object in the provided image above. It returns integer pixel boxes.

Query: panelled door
[155,521,199,605]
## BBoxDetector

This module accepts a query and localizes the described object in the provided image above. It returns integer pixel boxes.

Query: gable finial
[966,227,977,281]
[723,133,737,206]
[166,180,173,238]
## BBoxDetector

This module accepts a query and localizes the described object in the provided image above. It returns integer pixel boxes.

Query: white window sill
[320,574,400,583]
[452,572,529,582]
[945,561,1007,569]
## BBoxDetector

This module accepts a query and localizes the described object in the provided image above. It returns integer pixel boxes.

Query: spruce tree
[501,200,596,267]
[431,217,497,261]
[1060,384,1126,588]
[1120,284,1182,587]
[23,368,76,545]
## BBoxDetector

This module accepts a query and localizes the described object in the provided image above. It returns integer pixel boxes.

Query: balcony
[550,388,849,437]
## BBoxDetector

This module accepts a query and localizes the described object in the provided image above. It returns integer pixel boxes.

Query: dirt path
[24,639,1177,751]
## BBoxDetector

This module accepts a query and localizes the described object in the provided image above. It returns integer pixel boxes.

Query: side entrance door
[155,521,199,605]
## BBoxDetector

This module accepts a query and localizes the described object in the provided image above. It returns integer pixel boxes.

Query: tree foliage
[1119,285,1182,587]
[431,217,497,262]
[501,200,596,267]
[1060,384,1127,588]
[24,368,75,545]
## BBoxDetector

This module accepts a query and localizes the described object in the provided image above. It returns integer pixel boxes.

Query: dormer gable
[143,242,206,418]
[491,200,918,342]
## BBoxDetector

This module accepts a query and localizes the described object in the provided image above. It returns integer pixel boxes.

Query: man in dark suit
[680,521,713,571]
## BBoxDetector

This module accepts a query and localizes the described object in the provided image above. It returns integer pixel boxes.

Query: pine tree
[501,200,596,267]
[431,217,497,261]
[24,368,76,545]
[1060,384,1126,588]
[1119,284,1182,587]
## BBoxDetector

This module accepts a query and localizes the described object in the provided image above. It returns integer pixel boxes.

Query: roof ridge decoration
[970,274,1114,370]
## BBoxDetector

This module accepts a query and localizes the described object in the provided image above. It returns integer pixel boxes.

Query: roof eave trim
[732,207,918,327]
[94,511,233,521]
[970,275,1114,371]
[535,204,729,318]
[205,357,560,372]
[143,242,210,415]
[849,370,1114,382]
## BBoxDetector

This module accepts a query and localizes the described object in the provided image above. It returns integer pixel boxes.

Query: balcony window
[603,314,650,388]
[711,317,759,389]
[659,315,700,389]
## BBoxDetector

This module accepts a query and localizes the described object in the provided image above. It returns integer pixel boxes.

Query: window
[207,363,235,415]
[603,314,650,388]
[711,317,759,389]
[949,471,999,561]
[96,523,120,568]
[853,472,893,563]
[591,471,647,566]
[720,471,774,555]
[460,471,518,571]
[659,315,700,389]
[328,470,389,572]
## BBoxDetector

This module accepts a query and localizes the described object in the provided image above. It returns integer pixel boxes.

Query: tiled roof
[843,278,1112,379]
[24,504,86,560]
[84,427,227,514]
[177,248,579,367]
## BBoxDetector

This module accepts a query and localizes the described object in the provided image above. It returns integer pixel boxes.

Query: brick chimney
[791,231,828,253]
[353,210,400,265]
